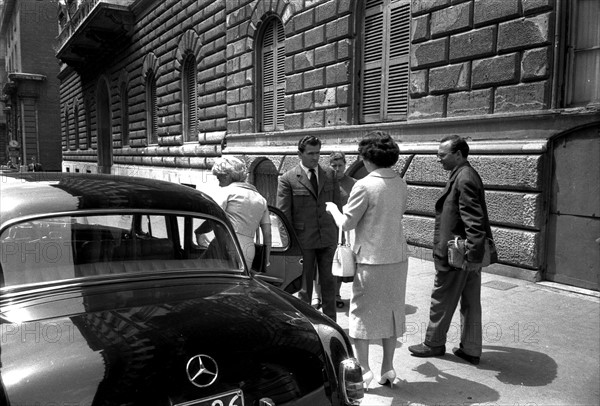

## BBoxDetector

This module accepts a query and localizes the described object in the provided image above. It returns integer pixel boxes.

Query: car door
[254,206,303,293]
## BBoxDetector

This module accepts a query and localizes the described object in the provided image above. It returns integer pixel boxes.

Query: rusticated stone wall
[409,0,553,119]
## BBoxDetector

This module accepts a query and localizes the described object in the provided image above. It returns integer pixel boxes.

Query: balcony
[56,0,135,69]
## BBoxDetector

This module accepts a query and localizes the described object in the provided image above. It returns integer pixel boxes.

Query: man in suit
[409,135,496,365]
[277,136,341,321]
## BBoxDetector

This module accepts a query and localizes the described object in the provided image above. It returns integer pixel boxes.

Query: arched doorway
[96,77,112,174]
[252,158,278,206]
[546,126,600,290]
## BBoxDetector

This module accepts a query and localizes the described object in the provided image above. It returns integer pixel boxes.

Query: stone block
[410,69,429,96]
[286,72,304,93]
[486,190,543,229]
[293,8,314,33]
[326,62,349,86]
[304,67,325,89]
[498,13,552,52]
[286,33,303,54]
[495,81,550,113]
[336,84,349,105]
[326,14,352,42]
[338,39,351,60]
[447,89,492,117]
[285,112,303,130]
[472,53,519,88]
[303,109,325,128]
[521,46,551,81]
[411,37,448,69]
[408,95,446,119]
[474,0,520,26]
[325,107,350,126]
[449,26,496,62]
[431,1,472,37]
[295,50,315,71]
[405,154,544,190]
[315,0,337,24]
[522,0,553,15]
[315,43,337,66]
[305,25,325,48]
[407,187,543,229]
[430,62,470,93]
[315,88,336,108]
[412,14,430,43]
[412,0,450,16]
[402,216,540,267]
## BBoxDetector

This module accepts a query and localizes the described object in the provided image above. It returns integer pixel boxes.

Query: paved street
[334,257,600,406]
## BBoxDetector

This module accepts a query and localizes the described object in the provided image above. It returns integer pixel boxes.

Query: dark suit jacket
[433,162,496,271]
[277,165,341,249]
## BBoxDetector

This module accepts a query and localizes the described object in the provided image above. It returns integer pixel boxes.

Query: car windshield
[0,212,244,288]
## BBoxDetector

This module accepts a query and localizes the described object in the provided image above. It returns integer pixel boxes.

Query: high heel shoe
[378,369,396,388]
[362,370,374,392]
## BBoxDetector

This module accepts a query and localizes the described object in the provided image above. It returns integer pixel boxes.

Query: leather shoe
[408,343,445,357]
[453,348,480,365]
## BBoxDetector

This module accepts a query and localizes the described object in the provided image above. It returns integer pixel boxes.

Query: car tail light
[339,358,364,405]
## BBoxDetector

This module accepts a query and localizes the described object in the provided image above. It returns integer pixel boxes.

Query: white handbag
[332,228,356,277]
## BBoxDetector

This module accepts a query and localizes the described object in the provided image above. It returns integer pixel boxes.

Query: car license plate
[175,389,244,406]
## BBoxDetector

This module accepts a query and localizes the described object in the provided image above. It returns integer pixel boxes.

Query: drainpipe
[551,0,563,110]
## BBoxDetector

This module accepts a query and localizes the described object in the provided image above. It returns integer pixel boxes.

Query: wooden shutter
[184,54,198,141]
[74,104,79,150]
[120,83,129,146]
[147,72,158,144]
[261,19,285,131]
[360,0,410,122]
[566,0,600,106]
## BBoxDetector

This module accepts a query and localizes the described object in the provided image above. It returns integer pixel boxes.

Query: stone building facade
[0,0,62,171]
[56,0,599,290]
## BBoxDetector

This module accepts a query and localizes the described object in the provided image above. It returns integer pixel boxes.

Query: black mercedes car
[0,172,363,406]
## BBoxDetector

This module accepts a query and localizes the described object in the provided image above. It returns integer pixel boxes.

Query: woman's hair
[212,156,247,182]
[358,131,399,168]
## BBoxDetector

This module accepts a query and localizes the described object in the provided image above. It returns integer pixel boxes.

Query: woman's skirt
[349,260,408,340]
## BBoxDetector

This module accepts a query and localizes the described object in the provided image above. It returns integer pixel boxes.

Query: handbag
[251,243,268,271]
[251,230,268,272]
[447,236,497,269]
[332,228,356,277]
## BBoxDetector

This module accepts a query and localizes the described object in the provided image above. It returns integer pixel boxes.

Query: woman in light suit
[326,131,409,391]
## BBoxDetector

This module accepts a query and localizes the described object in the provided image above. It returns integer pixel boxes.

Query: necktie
[309,168,318,194]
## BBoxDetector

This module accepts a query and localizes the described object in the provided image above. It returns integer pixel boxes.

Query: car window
[270,212,290,250]
[0,212,244,288]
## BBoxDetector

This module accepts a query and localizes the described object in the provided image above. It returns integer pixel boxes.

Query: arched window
[182,53,198,142]
[73,102,79,150]
[146,71,158,144]
[360,0,410,122]
[120,82,129,146]
[258,17,285,132]
[84,93,92,149]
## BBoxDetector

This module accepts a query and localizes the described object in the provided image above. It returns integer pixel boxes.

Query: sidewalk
[335,257,600,406]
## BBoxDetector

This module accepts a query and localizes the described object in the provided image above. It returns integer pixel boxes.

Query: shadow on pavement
[369,361,500,405]
[476,345,558,386]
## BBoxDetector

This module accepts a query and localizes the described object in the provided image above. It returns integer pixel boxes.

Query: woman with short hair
[326,131,409,390]
[212,156,271,268]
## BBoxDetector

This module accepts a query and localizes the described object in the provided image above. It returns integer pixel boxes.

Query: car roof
[0,172,225,224]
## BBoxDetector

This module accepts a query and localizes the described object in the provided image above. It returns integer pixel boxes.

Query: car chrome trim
[186,354,219,388]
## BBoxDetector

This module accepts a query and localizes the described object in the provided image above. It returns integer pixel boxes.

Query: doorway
[546,126,600,290]
[252,158,278,206]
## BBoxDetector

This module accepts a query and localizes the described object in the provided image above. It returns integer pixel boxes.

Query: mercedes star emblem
[186,354,218,387]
